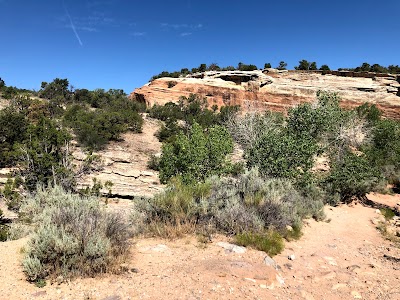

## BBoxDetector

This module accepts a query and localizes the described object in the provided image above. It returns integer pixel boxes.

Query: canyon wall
[131,70,400,119]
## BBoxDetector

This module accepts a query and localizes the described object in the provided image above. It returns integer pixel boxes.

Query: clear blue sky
[1,0,399,93]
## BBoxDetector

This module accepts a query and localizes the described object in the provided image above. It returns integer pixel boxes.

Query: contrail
[62,0,83,46]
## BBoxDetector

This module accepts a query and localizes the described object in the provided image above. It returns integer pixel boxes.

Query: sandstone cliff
[131,70,400,119]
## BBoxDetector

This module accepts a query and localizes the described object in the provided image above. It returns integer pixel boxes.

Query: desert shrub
[148,102,183,121]
[167,81,177,88]
[147,154,160,171]
[324,152,381,201]
[380,208,395,220]
[15,117,74,192]
[135,168,324,243]
[247,130,318,180]
[155,119,182,142]
[364,118,400,186]
[287,91,345,143]
[0,106,29,167]
[208,169,324,234]
[159,122,233,184]
[0,209,9,242]
[356,103,382,124]
[226,111,284,151]
[22,186,131,282]
[6,223,32,240]
[234,231,284,256]
[132,178,212,237]
[64,97,143,150]
[2,177,23,211]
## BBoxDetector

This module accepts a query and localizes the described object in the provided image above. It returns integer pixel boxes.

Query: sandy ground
[0,194,399,300]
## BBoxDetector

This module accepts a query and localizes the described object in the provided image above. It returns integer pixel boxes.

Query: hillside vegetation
[1,76,399,287]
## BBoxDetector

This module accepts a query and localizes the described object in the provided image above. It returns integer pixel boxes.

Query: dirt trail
[0,194,399,300]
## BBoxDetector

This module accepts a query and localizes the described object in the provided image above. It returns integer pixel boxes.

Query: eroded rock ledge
[131,70,400,119]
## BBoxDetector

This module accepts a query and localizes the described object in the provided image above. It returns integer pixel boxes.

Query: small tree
[309,62,317,70]
[264,63,272,69]
[198,64,207,73]
[319,64,330,71]
[276,61,287,70]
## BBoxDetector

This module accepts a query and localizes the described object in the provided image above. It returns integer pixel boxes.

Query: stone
[216,242,247,254]
[139,244,170,253]
[102,296,122,300]
[284,263,293,270]
[263,255,278,269]
[31,291,47,298]
[351,291,362,299]
[332,283,347,290]
[288,254,296,260]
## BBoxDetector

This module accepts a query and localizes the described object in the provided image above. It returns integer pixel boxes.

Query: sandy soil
[0,194,399,300]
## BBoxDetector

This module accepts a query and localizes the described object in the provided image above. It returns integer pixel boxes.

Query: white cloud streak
[131,32,146,37]
[63,0,83,46]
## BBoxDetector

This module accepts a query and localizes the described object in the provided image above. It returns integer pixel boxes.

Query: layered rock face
[131,70,400,119]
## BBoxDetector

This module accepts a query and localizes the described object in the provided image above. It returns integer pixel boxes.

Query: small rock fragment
[351,291,362,299]
[288,254,295,260]
[264,255,278,269]
[216,242,246,254]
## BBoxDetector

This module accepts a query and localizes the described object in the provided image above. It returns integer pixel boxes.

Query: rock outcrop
[131,70,400,119]
[74,115,163,199]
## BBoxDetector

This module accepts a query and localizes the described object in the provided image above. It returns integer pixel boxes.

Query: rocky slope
[74,115,163,199]
[131,70,400,119]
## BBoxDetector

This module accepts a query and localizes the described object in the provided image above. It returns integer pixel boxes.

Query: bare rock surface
[75,115,163,198]
[131,70,400,119]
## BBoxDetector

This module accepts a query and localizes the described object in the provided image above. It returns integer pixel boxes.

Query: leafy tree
[295,60,317,71]
[238,62,258,71]
[355,62,371,72]
[309,62,317,70]
[159,122,233,184]
[388,65,400,74]
[16,117,74,191]
[264,63,272,69]
[0,107,29,167]
[0,78,5,90]
[319,64,330,71]
[276,61,287,70]
[370,63,386,73]
[39,78,70,101]
[207,63,220,71]
[198,63,207,73]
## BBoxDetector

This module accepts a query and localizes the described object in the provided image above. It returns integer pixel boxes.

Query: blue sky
[1,0,399,93]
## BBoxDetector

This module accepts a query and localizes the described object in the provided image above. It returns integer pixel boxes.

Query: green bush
[159,122,233,184]
[147,154,160,171]
[22,186,131,282]
[324,152,381,201]
[133,168,324,243]
[64,103,143,150]
[246,130,318,180]
[0,209,9,242]
[132,178,212,237]
[234,231,284,256]
[0,107,29,167]
[15,117,74,192]
[364,118,400,186]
